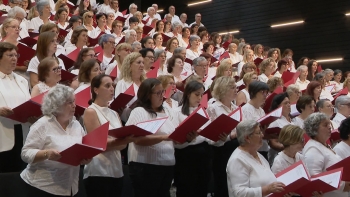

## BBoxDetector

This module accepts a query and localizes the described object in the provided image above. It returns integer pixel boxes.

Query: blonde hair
[278,125,304,147]
[242,49,253,63]
[1,18,18,38]
[120,52,146,82]
[215,59,232,78]
[343,78,350,88]
[259,57,275,74]
[239,62,256,79]
[253,44,263,56]
[267,77,283,93]
[185,75,203,87]
[83,11,94,25]
[157,75,174,89]
[115,43,132,66]
[212,76,236,100]
[242,72,257,86]
[27,6,38,20]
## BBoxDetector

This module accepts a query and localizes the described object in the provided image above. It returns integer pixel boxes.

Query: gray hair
[106,11,115,17]
[172,21,181,29]
[131,41,141,50]
[193,56,207,67]
[324,68,334,74]
[189,35,200,44]
[236,120,260,145]
[304,112,329,138]
[41,84,74,116]
[286,84,300,96]
[314,72,325,81]
[154,49,165,59]
[8,6,26,18]
[147,7,155,13]
[335,96,350,110]
[36,0,50,16]
[98,34,115,48]
[124,29,136,41]
[297,65,308,72]
[173,47,186,55]
[129,3,137,10]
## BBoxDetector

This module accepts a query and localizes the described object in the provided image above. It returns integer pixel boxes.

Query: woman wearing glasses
[139,48,155,74]
[82,11,95,35]
[31,57,62,97]
[32,23,66,55]
[28,0,53,32]
[64,26,88,54]
[98,34,116,72]
[70,48,96,75]
[105,43,132,81]
[126,78,177,197]
[111,20,124,44]
[28,32,66,88]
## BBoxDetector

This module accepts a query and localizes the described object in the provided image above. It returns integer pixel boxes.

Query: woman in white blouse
[186,35,202,60]
[154,49,167,76]
[82,11,95,35]
[274,59,288,78]
[267,48,280,70]
[227,119,287,197]
[211,33,225,58]
[97,34,116,72]
[105,43,132,80]
[74,58,102,93]
[315,72,333,101]
[334,117,350,159]
[0,42,31,173]
[83,74,134,197]
[165,37,179,60]
[303,112,350,197]
[114,52,145,122]
[64,26,88,54]
[27,31,66,88]
[28,0,53,32]
[258,57,275,83]
[90,13,111,39]
[295,65,310,91]
[236,72,258,107]
[228,43,243,64]
[157,75,178,110]
[236,62,257,87]
[167,54,185,83]
[237,49,254,77]
[31,57,61,97]
[331,69,343,92]
[153,33,165,50]
[54,7,69,30]
[126,78,176,197]
[292,95,315,128]
[253,44,264,59]
[21,84,91,196]
[178,27,190,48]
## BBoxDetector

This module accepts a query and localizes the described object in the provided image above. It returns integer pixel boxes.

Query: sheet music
[325,85,335,92]
[311,171,341,188]
[136,118,167,134]
[197,107,207,117]
[290,104,301,117]
[229,110,240,121]
[277,164,309,186]
[259,107,282,122]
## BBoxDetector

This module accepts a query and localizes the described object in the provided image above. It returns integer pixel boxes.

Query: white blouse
[295,78,310,91]
[27,56,66,74]
[271,151,304,174]
[258,73,269,83]
[20,115,85,196]
[28,17,54,32]
[334,141,350,159]
[292,116,304,129]
[227,148,277,197]
[320,88,334,102]
[126,107,176,165]
[330,81,343,92]
[114,79,139,122]
[186,49,201,60]
[90,26,111,39]
[229,52,243,64]
[83,103,123,179]
[35,81,51,94]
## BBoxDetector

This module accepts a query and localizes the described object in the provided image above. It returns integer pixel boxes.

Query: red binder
[57,54,75,70]
[60,70,77,82]
[109,84,135,111]
[121,9,127,16]
[163,86,173,99]
[109,117,168,138]
[222,41,230,50]
[211,56,218,64]
[74,87,91,116]
[7,92,45,123]
[184,58,193,65]
[67,47,81,62]
[263,86,283,113]
[17,43,36,66]
[265,127,281,135]
[19,37,37,47]
[169,107,209,143]
[58,28,69,38]
[199,93,208,109]
[219,51,229,61]
[330,129,340,142]
[146,59,160,79]
[94,45,103,54]
[143,25,154,35]
[28,32,39,38]
[333,88,348,104]
[258,107,282,127]
[115,16,127,23]
[317,65,323,73]
[327,156,350,181]
[282,71,300,87]
[88,32,105,47]
[57,122,109,166]
[161,33,172,43]
[254,58,263,66]
[199,107,241,142]
[109,65,117,81]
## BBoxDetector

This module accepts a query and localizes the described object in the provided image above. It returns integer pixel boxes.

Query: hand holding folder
[199,107,242,142]
[109,117,168,138]
[169,107,209,143]
[57,122,109,166]
[110,84,135,111]
[258,107,282,127]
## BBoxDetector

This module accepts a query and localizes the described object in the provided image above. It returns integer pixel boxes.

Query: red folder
[263,86,283,113]
[109,117,168,138]
[317,65,323,73]
[74,87,91,116]
[254,58,263,66]
[143,25,154,35]
[330,129,340,142]
[296,168,343,196]
[169,107,209,143]
[19,37,37,47]
[17,43,36,66]
[327,156,350,181]
[163,86,173,99]
[7,92,45,123]
[258,107,282,127]
[282,71,300,87]
[184,58,193,65]
[146,59,160,79]
[57,122,109,166]
[210,56,218,64]
[115,16,127,23]
[333,88,348,104]
[28,32,39,38]
[88,32,105,46]
[58,28,69,38]
[94,45,103,54]
[121,9,127,16]
[109,84,135,111]
[117,36,125,46]
[67,47,80,62]
[142,17,150,25]
[57,54,75,70]
[199,107,241,142]
[162,33,172,43]
[219,51,229,61]
[109,66,117,81]
[97,52,103,62]
[265,127,281,135]
[199,93,208,109]
[222,41,230,50]
[60,69,77,82]
[238,84,246,92]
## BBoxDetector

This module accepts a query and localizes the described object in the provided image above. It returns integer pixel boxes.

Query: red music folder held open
[19,37,37,48]
[57,122,109,166]
[74,87,91,116]
[17,43,36,66]
[110,84,135,111]
[327,156,350,181]
[88,32,105,47]
[60,70,77,82]
[282,71,300,87]
[146,59,160,79]
[58,54,75,71]
[169,107,209,143]
[199,107,242,142]
[258,107,282,127]
[263,86,283,113]
[109,117,168,138]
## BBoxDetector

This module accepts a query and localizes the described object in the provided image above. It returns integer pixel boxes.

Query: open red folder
[67,48,80,62]
[169,107,209,143]
[143,25,154,35]
[254,58,263,66]
[296,168,343,196]
[333,88,348,104]
[109,117,168,138]
[282,71,300,87]
[121,9,127,16]
[57,122,109,166]
[222,41,230,50]
[7,92,45,123]
[74,87,91,116]
[258,107,282,127]
[17,43,36,66]
[117,37,125,46]
[330,129,340,142]
[58,28,69,38]
[115,16,127,23]
[60,70,77,82]
[219,51,229,61]
[199,107,241,142]
[146,59,160,79]
[94,45,103,54]
[161,33,172,44]
[57,54,75,70]
[163,86,173,99]
[110,84,135,111]
[263,86,283,113]
[28,32,39,38]
[327,156,350,181]
[88,32,105,47]
[19,37,37,47]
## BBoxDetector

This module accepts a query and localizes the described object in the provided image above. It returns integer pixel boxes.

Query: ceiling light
[271,20,304,28]
[218,30,239,35]
[188,0,212,7]
[346,13,350,16]
[317,58,343,63]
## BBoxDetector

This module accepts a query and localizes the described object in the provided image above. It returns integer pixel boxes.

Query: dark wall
[133,0,350,71]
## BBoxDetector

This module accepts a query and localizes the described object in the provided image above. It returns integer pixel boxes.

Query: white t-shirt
[271,151,304,175]
[334,141,350,159]
[28,16,53,32]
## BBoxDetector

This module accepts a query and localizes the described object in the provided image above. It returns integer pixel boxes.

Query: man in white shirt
[179,13,188,28]
[332,96,350,129]
[144,4,161,20]
[189,13,204,27]
[143,7,156,26]
[164,5,180,23]
[106,0,123,19]
[167,21,182,39]
[124,3,137,27]
[96,0,111,14]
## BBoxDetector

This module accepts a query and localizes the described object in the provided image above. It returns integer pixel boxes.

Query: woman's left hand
[186,131,198,142]
[283,192,298,197]
[80,159,92,165]
[27,116,39,124]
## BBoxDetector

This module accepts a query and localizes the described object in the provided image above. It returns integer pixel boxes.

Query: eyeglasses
[5,53,20,59]
[106,41,116,46]
[121,48,131,52]
[52,66,62,73]
[250,131,263,136]
[152,90,166,97]
[8,26,22,30]
[146,56,155,60]
[115,25,123,28]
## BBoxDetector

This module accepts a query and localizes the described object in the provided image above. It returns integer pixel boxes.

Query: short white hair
[335,95,350,110]
[124,29,136,40]
[236,120,260,145]
[147,7,155,13]
[8,6,26,18]
[41,84,74,116]
[36,0,50,16]
[129,3,137,10]
[172,21,181,29]
[297,65,307,72]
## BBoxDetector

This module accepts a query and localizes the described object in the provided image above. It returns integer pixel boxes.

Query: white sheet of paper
[229,109,241,121]
[311,171,341,188]
[290,104,301,117]
[136,118,167,134]
[258,107,282,122]
[197,107,207,118]
[276,163,309,186]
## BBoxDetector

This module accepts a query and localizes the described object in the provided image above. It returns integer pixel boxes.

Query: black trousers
[212,138,239,197]
[129,162,174,197]
[0,124,26,173]
[24,181,77,197]
[174,142,212,197]
[84,176,123,197]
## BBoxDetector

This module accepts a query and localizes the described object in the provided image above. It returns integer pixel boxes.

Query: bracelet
[43,150,48,160]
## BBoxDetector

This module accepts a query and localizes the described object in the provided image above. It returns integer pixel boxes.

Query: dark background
[116,0,350,71]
